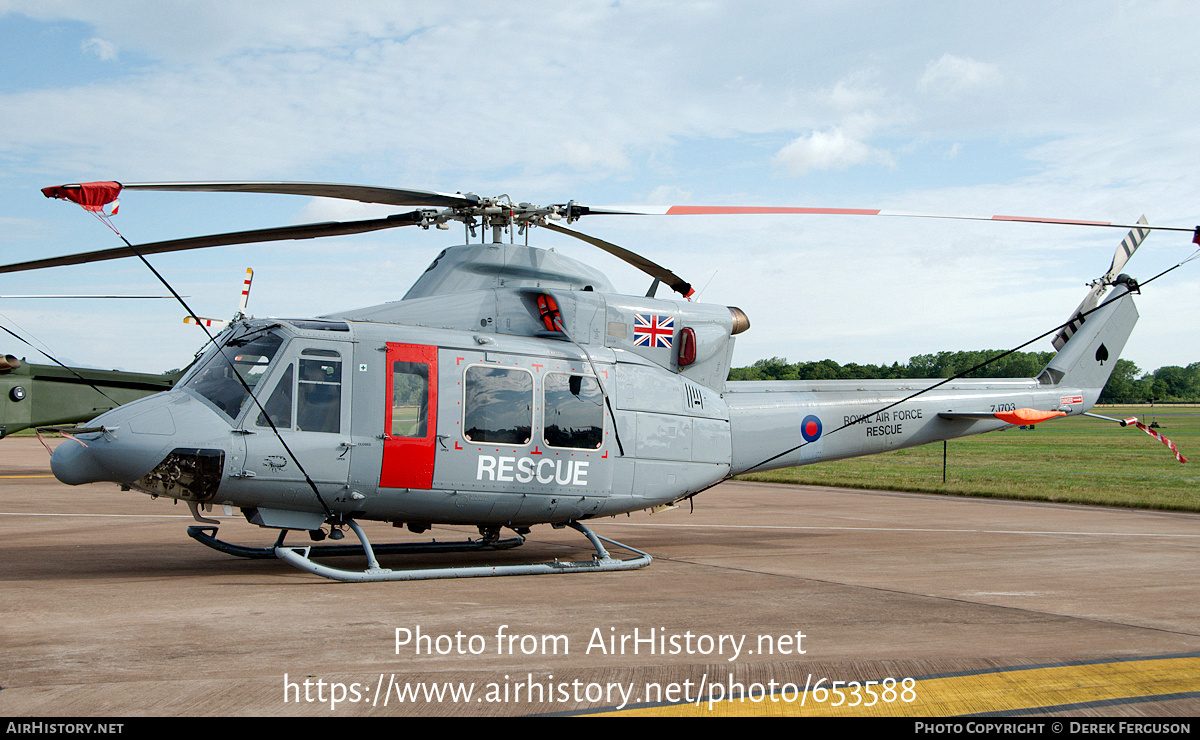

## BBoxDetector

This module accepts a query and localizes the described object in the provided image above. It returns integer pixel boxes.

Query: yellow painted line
[0,474,54,478]
[604,657,1200,716]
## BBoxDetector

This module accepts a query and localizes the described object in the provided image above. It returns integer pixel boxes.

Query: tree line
[728,351,1200,403]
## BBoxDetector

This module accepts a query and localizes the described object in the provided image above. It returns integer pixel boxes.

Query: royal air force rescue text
[845,408,923,437]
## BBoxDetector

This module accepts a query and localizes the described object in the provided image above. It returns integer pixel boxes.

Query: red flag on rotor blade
[41,182,123,212]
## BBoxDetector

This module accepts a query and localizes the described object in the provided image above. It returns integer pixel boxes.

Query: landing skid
[186,525,525,561]
[273,520,653,582]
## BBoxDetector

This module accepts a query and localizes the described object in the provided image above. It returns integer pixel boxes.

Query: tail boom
[725,287,1138,476]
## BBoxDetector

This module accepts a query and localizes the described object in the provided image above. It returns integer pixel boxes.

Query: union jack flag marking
[633,314,674,349]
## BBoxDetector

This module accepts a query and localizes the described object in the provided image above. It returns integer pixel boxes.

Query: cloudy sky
[0,1,1197,376]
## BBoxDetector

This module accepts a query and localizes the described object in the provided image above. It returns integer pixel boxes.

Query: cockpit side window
[256,364,293,429]
[296,355,342,433]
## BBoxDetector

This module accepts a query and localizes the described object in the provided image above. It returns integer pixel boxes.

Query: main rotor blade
[0,294,180,299]
[539,221,693,298]
[574,204,1197,234]
[121,181,478,209]
[0,211,423,274]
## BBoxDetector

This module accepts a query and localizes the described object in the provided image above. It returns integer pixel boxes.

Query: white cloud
[645,185,692,205]
[774,125,893,174]
[918,53,1001,96]
[81,37,117,61]
[821,73,888,113]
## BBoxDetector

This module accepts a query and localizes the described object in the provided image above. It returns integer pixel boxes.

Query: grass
[737,405,1200,512]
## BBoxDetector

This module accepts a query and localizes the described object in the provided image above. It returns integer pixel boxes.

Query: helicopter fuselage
[48,241,1138,537]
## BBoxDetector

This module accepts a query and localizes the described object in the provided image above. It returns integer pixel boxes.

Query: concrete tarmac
[1,437,1198,717]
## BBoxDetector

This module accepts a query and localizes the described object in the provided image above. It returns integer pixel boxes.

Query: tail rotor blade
[1052,284,1104,351]
[184,315,225,329]
[238,268,254,315]
[1105,215,1150,282]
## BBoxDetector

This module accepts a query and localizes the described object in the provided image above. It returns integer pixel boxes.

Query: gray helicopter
[5,181,1188,581]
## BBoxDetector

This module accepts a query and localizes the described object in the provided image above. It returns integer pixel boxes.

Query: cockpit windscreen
[183,331,284,420]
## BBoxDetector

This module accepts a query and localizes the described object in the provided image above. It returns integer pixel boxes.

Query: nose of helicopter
[49,392,188,486]
[50,436,113,485]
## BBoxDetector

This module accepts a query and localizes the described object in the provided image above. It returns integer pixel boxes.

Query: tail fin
[1037,282,1138,408]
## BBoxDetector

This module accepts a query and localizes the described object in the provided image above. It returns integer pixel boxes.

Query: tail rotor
[1052,216,1149,351]
[184,268,254,331]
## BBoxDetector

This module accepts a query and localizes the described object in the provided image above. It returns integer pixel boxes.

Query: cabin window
[463,365,532,445]
[391,361,430,438]
[296,354,342,433]
[543,373,603,449]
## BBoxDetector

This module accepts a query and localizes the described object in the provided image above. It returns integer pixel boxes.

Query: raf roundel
[801,414,822,442]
